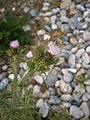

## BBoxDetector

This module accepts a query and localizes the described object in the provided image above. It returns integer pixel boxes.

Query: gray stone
[36,99,44,108]
[52,8,60,14]
[0,73,4,80]
[75,0,81,3]
[33,85,40,95]
[39,102,50,118]
[70,105,84,119]
[85,3,90,9]
[29,9,37,17]
[43,2,50,7]
[76,5,85,11]
[82,52,89,64]
[62,102,71,108]
[83,11,90,18]
[86,46,90,53]
[44,25,51,32]
[60,16,69,23]
[82,93,90,101]
[63,72,73,83]
[43,12,53,16]
[59,80,72,94]
[73,85,86,97]
[69,18,77,30]
[68,54,76,67]
[77,22,88,30]
[86,86,90,93]
[46,73,57,87]
[49,96,61,105]
[23,6,30,13]
[60,24,70,32]
[60,94,73,102]
[60,0,72,9]
[2,65,8,71]
[34,75,43,84]
[80,102,90,117]
[83,31,90,41]
[51,24,58,30]
[87,69,90,78]
[76,49,85,58]
[60,10,67,16]
[37,29,46,36]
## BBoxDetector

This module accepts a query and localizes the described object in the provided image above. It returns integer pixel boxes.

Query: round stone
[34,75,43,84]
[8,74,15,80]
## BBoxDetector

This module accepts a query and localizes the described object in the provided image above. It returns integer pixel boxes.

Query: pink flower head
[47,41,60,55]
[9,40,19,49]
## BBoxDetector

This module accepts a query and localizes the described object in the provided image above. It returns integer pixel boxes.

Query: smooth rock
[73,85,86,97]
[60,16,69,23]
[23,6,30,13]
[39,102,50,118]
[60,10,67,16]
[49,96,61,105]
[44,25,51,32]
[2,65,8,71]
[36,99,44,108]
[82,93,90,101]
[76,5,85,11]
[33,85,40,95]
[51,24,58,30]
[8,74,14,80]
[84,80,90,85]
[43,12,53,16]
[86,86,90,93]
[0,73,4,80]
[46,73,57,87]
[62,102,71,108]
[71,98,81,107]
[59,80,72,93]
[86,46,90,53]
[29,9,37,17]
[26,51,33,58]
[83,31,90,41]
[82,52,89,64]
[37,30,46,36]
[69,18,77,30]
[70,37,78,45]
[60,94,73,102]
[63,72,73,83]
[77,22,88,30]
[70,105,84,119]
[68,54,76,67]
[60,24,69,32]
[60,0,72,9]
[76,49,85,58]
[55,81,60,87]
[34,75,43,84]
[52,8,60,14]
[80,102,90,117]
[68,68,77,73]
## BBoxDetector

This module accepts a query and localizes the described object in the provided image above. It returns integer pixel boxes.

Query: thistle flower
[47,41,60,55]
[9,40,19,49]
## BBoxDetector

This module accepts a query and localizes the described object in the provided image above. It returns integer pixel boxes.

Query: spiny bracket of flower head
[0,11,34,56]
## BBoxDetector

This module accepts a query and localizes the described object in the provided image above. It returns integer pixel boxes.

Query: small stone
[59,80,72,94]
[39,102,50,118]
[86,86,90,93]
[76,5,85,11]
[87,69,90,78]
[68,54,76,67]
[86,46,90,53]
[26,51,33,58]
[43,12,53,16]
[34,75,43,84]
[85,3,90,9]
[83,31,90,41]
[2,78,8,85]
[33,85,40,95]
[41,90,50,98]
[62,102,71,108]
[43,34,50,40]
[60,24,69,32]
[55,81,60,87]
[23,6,30,13]
[69,18,77,30]
[36,99,44,108]
[0,73,4,80]
[71,46,78,53]
[51,24,58,30]
[52,8,60,14]
[73,85,86,97]
[50,15,57,23]
[60,16,69,23]
[82,52,89,64]
[70,105,84,119]
[76,49,85,58]
[43,2,50,7]
[60,10,67,16]
[75,0,81,3]
[60,0,72,9]
[69,9,77,15]
[68,68,77,73]
[80,102,90,117]
[84,80,90,85]
[2,65,8,71]
[71,98,81,107]
[77,22,88,30]
[44,25,51,32]
[73,29,80,35]
[82,93,90,101]
[63,72,73,83]
[8,74,14,80]
[37,30,46,36]
[29,9,37,17]
[61,94,73,102]
[49,96,61,105]
[70,37,78,45]
[46,73,57,87]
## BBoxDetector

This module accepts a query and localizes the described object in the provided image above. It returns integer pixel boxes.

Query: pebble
[0,73,4,80]
[69,18,77,30]
[86,46,90,53]
[86,86,90,94]
[60,24,69,32]
[82,52,89,64]
[26,51,33,58]
[76,5,85,11]
[63,72,73,83]
[34,75,43,84]
[23,6,30,13]
[59,80,72,94]
[76,49,85,58]
[2,65,8,71]
[62,102,71,108]
[43,34,50,40]
[80,102,90,117]
[60,94,73,102]
[39,102,50,118]
[77,22,88,30]
[70,105,84,119]
[60,0,72,9]
[51,24,58,30]
[68,68,77,73]
[37,30,46,36]
[60,10,67,16]
[82,93,90,101]
[83,31,90,41]
[70,37,78,45]
[44,25,51,32]
[33,85,40,95]
[68,54,76,67]
[52,8,60,14]
[49,96,61,105]
[36,99,44,108]
[43,12,53,17]
[73,85,86,97]
[29,9,37,17]
[46,73,57,87]
[8,74,14,80]
[60,16,69,23]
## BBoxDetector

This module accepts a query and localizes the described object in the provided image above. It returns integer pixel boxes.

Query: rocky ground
[0,0,90,119]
